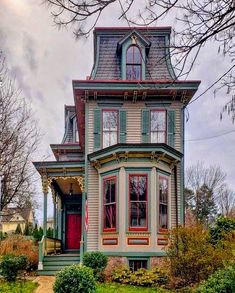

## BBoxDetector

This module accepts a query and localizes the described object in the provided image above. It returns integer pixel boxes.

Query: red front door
[66,214,81,250]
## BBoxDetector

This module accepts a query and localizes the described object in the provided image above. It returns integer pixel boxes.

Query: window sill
[158,228,168,234]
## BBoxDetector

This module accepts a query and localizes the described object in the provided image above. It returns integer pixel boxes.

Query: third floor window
[126,45,141,80]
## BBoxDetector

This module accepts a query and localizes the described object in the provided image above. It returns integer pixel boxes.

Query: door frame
[65,213,82,250]
[61,196,82,252]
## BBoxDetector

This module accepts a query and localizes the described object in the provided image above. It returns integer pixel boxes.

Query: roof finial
[131,35,137,45]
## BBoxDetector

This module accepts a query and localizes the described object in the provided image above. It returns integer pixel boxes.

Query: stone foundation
[104,256,126,280]
[150,256,166,268]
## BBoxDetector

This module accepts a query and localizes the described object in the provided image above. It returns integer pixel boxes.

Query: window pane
[105,181,110,204]
[129,260,147,272]
[159,177,168,229]
[103,111,117,130]
[126,46,141,64]
[103,177,116,230]
[160,204,168,229]
[110,180,116,203]
[103,132,110,148]
[138,176,147,201]
[133,46,141,64]
[130,176,138,200]
[151,111,166,131]
[130,202,146,227]
[126,46,133,63]
[130,176,147,201]
[160,178,168,203]
[104,204,116,229]
[110,131,117,145]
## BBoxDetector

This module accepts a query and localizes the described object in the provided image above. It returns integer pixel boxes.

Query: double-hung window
[129,174,148,231]
[103,177,116,232]
[126,45,142,80]
[102,110,118,148]
[150,110,166,143]
[159,176,168,231]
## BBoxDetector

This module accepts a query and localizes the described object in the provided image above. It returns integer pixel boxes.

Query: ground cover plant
[112,266,168,287]
[0,280,37,293]
[97,283,169,292]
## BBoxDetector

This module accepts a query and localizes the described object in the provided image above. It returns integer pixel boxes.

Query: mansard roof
[91,26,175,80]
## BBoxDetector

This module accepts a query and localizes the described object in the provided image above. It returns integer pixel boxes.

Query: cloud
[23,32,38,72]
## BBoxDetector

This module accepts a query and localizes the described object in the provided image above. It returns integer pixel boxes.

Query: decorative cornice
[41,175,85,193]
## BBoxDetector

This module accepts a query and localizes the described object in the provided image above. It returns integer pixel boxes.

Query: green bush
[53,265,96,293]
[83,251,108,282]
[196,265,235,292]
[210,216,235,244]
[0,254,28,281]
[111,265,168,287]
[166,225,233,288]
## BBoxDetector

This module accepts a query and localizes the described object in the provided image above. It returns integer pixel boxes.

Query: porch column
[52,188,57,238]
[42,175,49,237]
[80,191,86,264]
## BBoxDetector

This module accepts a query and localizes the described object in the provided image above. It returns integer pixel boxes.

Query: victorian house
[34,27,200,275]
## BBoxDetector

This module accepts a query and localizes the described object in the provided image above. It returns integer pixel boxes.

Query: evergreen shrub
[196,265,235,293]
[83,251,108,281]
[0,254,27,281]
[53,265,96,293]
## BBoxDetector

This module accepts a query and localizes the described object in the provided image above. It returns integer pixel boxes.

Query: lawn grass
[0,280,38,293]
[97,282,169,292]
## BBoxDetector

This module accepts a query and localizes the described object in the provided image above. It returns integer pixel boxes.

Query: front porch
[33,161,85,274]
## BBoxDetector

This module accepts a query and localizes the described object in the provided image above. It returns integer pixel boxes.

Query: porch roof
[33,160,85,177]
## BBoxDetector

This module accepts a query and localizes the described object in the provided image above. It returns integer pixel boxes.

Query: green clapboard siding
[94,109,101,149]
[119,110,127,143]
[141,110,150,143]
[168,110,175,148]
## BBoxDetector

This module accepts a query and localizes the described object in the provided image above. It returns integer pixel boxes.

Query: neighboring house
[34,26,200,275]
[0,207,34,234]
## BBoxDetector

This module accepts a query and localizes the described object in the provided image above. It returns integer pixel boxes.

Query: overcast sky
[1,0,234,221]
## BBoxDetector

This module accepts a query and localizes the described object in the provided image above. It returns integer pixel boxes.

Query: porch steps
[38,254,80,276]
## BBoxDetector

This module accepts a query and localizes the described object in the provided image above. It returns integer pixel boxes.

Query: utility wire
[186,129,235,142]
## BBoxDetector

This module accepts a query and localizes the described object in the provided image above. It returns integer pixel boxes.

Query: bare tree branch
[0,53,40,215]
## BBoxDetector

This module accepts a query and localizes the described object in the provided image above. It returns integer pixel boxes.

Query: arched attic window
[126,45,142,80]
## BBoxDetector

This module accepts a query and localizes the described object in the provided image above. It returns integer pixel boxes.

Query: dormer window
[126,45,142,80]
[117,30,151,81]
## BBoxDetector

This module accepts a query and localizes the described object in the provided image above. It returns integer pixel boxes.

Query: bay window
[159,176,168,231]
[102,110,118,148]
[103,177,116,232]
[150,110,166,143]
[129,174,148,231]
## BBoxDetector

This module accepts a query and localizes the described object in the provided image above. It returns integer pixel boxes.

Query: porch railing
[38,236,62,270]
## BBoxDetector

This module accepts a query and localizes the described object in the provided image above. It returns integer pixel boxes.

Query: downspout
[174,164,179,256]
[174,165,178,228]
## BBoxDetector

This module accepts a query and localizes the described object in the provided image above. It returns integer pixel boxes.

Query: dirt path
[33,276,55,293]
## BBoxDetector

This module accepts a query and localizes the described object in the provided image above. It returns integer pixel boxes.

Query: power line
[186,129,235,142]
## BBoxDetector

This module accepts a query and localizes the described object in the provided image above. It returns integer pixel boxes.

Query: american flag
[85,199,88,232]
